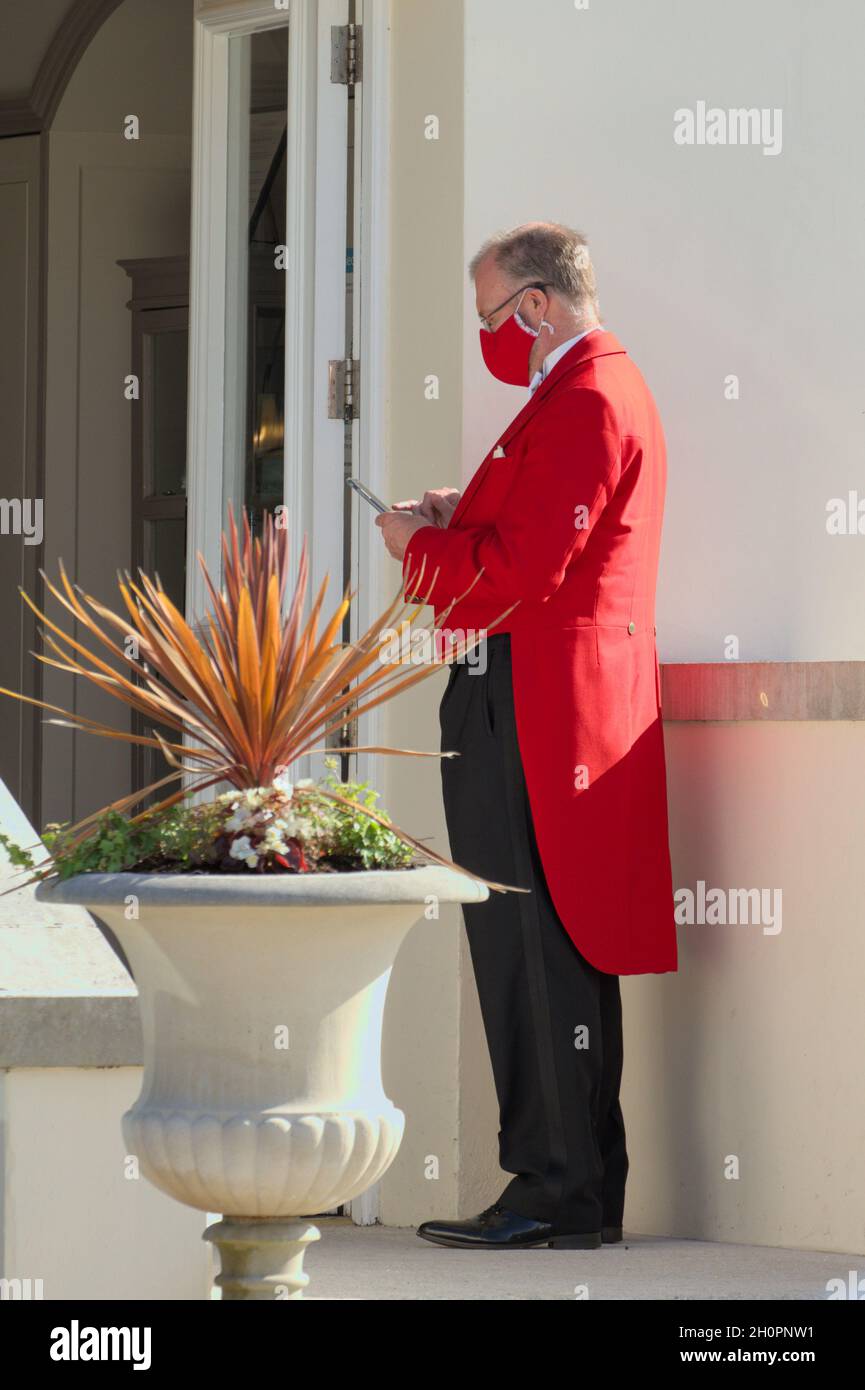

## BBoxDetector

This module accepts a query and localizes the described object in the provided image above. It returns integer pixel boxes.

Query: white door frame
[188,0,390,750]
[351,0,390,792]
[187,0,393,1224]
[187,0,346,614]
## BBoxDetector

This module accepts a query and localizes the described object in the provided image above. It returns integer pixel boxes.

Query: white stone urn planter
[37,867,488,1299]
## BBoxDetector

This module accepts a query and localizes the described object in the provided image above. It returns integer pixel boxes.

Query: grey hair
[469,222,599,319]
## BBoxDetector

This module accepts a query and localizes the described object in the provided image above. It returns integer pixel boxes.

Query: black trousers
[439,633,628,1231]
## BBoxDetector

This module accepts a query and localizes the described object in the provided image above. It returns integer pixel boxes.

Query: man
[376,222,677,1251]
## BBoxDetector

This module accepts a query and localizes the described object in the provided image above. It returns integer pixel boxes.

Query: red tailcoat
[403,330,677,975]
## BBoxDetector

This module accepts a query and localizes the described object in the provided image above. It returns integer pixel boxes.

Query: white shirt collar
[529,325,603,395]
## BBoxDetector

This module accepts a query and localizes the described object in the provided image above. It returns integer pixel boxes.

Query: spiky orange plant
[1,508,518,886]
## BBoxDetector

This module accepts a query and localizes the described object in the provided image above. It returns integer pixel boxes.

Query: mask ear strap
[526,287,556,336]
[514,289,556,339]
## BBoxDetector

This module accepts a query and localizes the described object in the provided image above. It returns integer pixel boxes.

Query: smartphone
[346,477,390,514]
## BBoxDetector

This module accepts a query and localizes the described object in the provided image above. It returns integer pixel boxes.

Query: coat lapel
[448,331,627,528]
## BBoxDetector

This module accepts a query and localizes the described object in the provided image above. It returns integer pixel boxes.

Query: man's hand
[390,488,461,527]
[375,510,433,561]
[416,488,461,527]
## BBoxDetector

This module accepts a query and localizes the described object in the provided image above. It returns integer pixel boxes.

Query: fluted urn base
[122,1105,406,1214]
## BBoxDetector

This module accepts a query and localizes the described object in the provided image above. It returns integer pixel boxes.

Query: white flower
[229,835,258,868]
[225,809,251,833]
[273,771,293,797]
[273,813,301,840]
[263,825,289,854]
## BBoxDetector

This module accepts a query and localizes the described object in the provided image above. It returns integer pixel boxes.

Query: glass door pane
[249,304,285,518]
[223,26,289,540]
[247,27,288,533]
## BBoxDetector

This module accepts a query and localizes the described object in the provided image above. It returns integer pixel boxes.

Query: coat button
[628,621,636,635]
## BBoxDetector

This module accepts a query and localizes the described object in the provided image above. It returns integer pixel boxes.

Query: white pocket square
[492,445,506,458]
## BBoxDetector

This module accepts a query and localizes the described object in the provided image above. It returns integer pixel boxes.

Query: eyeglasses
[477,282,552,333]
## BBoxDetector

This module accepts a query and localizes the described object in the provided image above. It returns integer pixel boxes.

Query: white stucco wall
[462,0,865,662]
[383,0,865,1249]
[628,721,865,1253]
[1,1068,210,1300]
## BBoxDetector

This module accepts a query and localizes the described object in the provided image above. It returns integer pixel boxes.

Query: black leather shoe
[602,1225,623,1244]
[416,1202,602,1250]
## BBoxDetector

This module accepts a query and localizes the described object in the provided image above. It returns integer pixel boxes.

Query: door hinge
[331,23,362,87]
[328,358,360,420]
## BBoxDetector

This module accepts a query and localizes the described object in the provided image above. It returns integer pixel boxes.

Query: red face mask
[479,288,553,386]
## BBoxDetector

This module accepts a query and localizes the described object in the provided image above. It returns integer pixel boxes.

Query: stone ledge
[660,661,865,722]
[0,779,140,1069]
[0,993,142,1068]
